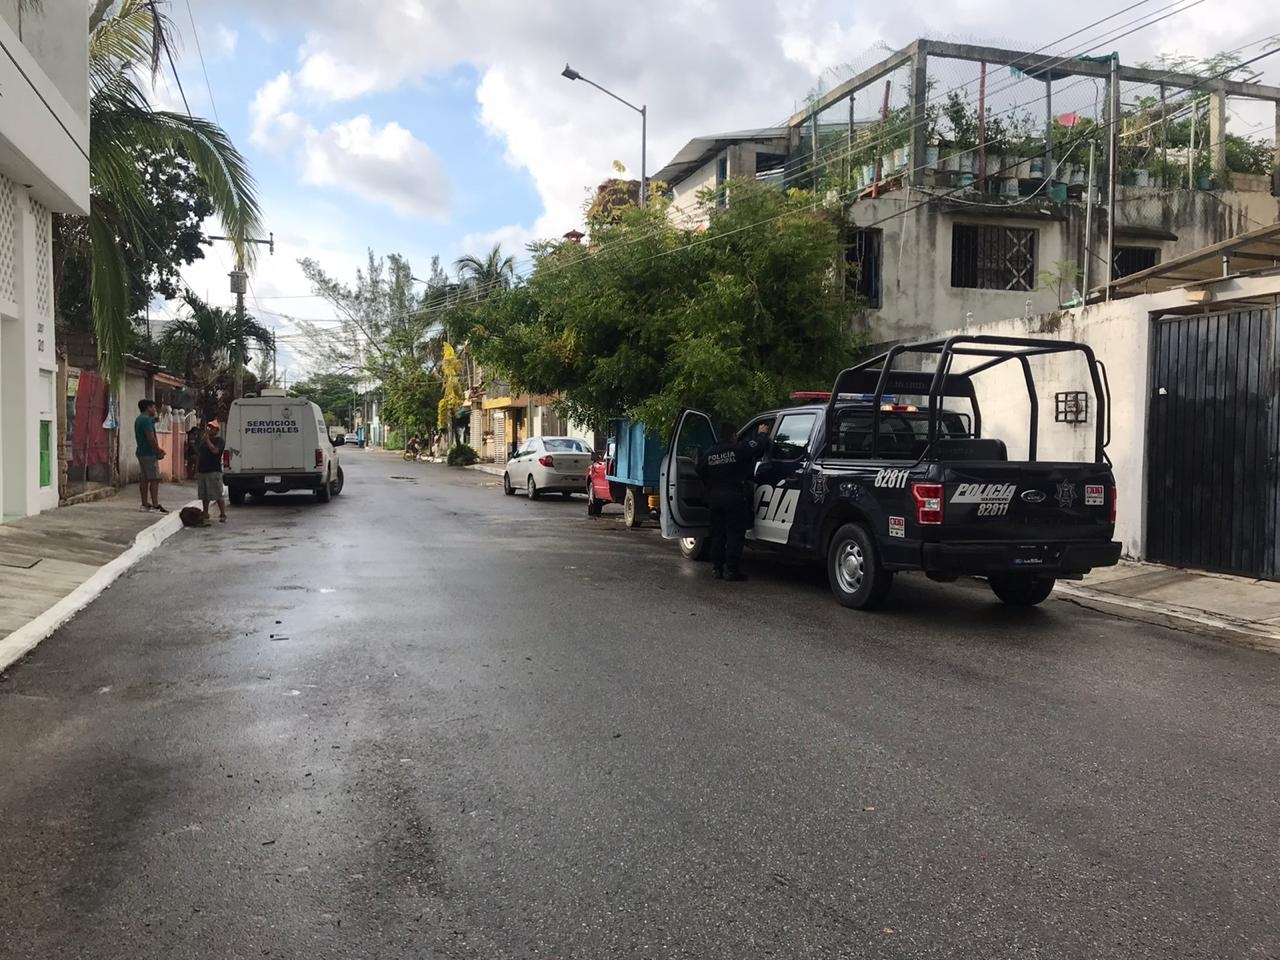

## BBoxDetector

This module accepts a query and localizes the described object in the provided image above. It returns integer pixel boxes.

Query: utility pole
[207,232,274,399]
[1105,55,1119,301]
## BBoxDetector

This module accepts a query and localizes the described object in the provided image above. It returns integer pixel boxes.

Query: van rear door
[235,400,308,472]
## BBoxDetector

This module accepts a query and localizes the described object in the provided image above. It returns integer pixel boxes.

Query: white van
[223,389,345,504]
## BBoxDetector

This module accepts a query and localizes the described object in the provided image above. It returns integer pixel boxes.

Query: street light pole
[561,64,647,206]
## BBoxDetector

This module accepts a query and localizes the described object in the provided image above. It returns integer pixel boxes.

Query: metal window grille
[1113,246,1160,279]
[846,228,883,308]
[951,224,1038,291]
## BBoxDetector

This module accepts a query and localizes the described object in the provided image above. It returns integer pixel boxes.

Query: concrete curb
[0,501,197,674]
[466,463,506,477]
[1054,583,1280,654]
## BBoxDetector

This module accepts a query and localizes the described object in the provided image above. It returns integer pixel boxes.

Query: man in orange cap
[197,420,227,524]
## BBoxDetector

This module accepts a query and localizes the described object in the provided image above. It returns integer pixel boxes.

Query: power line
[183,0,220,125]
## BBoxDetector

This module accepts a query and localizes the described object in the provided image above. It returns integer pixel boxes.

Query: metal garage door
[1146,308,1279,579]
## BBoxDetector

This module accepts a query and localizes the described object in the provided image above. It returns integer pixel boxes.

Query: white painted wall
[932,274,1280,560]
[0,5,87,520]
[0,9,89,214]
[0,176,58,519]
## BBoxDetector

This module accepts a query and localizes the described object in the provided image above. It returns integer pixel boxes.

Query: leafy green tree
[454,244,516,295]
[465,179,860,429]
[160,292,273,419]
[84,0,261,386]
[55,144,215,337]
[293,251,443,437]
[288,373,360,426]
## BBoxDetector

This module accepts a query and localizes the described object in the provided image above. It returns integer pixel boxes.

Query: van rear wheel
[989,575,1055,606]
[316,471,332,503]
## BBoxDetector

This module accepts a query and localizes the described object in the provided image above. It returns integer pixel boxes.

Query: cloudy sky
[157,0,1278,378]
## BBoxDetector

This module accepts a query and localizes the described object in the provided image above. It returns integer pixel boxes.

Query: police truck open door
[659,409,717,540]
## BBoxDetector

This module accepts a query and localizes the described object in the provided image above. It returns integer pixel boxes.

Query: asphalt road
[2,450,1277,960]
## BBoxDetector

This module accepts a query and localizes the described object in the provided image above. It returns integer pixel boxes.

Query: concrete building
[656,38,1280,345]
[929,223,1280,580]
[0,2,89,520]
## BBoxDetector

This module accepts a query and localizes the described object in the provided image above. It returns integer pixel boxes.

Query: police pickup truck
[659,335,1121,609]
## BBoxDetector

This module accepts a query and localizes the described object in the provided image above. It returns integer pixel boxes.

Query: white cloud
[249,72,304,151]
[214,25,239,59]
[301,115,451,221]
[219,0,1280,252]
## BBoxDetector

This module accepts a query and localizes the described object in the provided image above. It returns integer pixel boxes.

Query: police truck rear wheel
[679,537,709,561]
[989,574,1055,607]
[827,522,893,609]
[315,471,332,503]
[623,489,642,528]
[229,487,245,506]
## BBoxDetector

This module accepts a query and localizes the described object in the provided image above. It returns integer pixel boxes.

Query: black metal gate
[1147,308,1279,579]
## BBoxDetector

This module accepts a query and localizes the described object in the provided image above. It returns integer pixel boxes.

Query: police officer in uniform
[697,421,770,581]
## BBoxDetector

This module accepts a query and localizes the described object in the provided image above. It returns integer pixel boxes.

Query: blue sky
[154,0,1279,378]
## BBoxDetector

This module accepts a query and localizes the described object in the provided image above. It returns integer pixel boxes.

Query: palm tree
[161,292,274,419]
[454,244,516,299]
[86,0,262,386]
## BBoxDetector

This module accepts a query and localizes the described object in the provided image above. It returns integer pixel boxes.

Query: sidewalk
[0,482,196,671]
[1057,560,1280,653]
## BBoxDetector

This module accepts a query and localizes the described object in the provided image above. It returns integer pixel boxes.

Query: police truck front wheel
[827,523,893,609]
[989,574,1055,607]
[679,537,709,561]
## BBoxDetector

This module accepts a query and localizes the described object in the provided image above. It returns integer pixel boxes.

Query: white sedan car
[503,436,593,500]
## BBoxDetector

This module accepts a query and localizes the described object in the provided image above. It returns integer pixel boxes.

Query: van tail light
[1111,485,1117,525]
[912,482,944,525]
[222,450,231,470]
[539,455,555,468]
[314,448,324,467]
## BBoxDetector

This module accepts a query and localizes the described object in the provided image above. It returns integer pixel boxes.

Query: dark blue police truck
[659,335,1122,609]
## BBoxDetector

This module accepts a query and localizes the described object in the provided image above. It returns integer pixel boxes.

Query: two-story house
[0,2,90,519]
[655,38,1280,345]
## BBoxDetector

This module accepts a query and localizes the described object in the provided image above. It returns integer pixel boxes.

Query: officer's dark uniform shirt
[698,433,769,512]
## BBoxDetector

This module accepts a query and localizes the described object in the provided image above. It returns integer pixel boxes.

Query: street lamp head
[561,63,581,81]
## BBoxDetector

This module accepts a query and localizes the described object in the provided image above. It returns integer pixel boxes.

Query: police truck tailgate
[942,462,1113,537]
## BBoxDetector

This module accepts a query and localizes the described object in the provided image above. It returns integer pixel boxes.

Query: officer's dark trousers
[708,489,749,573]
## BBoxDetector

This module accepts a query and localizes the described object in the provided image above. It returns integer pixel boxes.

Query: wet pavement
[1,450,1277,959]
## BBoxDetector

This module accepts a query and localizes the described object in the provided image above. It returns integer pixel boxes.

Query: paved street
[1,450,1277,960]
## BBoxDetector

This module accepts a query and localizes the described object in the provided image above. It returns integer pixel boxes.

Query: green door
[39,420,51,488]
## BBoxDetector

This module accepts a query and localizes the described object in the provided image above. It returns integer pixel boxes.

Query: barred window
[1114,246,1160,279]
[846,228,882,308]
[951,224,1037,291]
